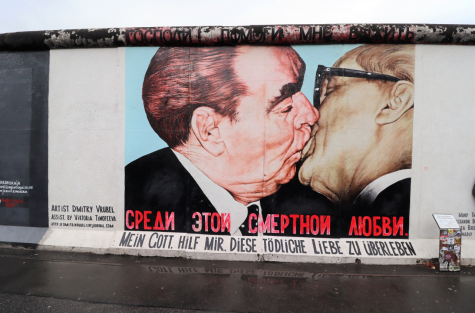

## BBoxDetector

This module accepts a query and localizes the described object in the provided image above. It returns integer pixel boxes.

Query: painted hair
[334,44,415,84]
[142,47,248,148]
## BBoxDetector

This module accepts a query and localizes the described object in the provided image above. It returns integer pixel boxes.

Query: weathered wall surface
[0,26,474,265]
[48,48,125,231]
[411,45,475,240]
[2,24,475,50]
[0,51,49,228]
[39,48,125,252]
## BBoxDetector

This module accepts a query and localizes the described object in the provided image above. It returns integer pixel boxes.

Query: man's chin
[305,175,339,203]
[311,180,339,203]
[298,163,339,203]
[262,163,297,197]
[274,163,296,185]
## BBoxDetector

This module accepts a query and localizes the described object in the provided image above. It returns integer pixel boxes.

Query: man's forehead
[328,57,365,86]
[236,46,299,63]
[233,47,268,83]
[234,47,301,84]
[270,47,302,80]
[270,47,301,71]
[335,56,363,71]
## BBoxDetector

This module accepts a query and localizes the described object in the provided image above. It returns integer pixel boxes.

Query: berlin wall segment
[118,42,419,262]
[1,25,475,264]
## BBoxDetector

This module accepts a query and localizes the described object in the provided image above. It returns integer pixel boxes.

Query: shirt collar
[355,169,411,205]
[172,150,259,236]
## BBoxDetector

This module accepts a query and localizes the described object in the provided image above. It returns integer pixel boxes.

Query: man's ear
[191,107,225,157]
[375,81,414,125]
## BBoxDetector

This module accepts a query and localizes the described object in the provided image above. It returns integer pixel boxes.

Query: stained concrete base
[0,226,48,245]
[33,229,475,265]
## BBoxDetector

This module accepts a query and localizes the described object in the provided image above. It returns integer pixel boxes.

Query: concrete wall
[0,43,474,265]
[411,45,475,240]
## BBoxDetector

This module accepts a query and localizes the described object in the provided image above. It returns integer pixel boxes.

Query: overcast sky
[1,0,474,33]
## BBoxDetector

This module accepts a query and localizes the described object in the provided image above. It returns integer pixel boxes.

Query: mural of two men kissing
[125,44,415,239]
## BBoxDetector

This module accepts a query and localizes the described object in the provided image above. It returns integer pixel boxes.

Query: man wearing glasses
[299,45,415,237]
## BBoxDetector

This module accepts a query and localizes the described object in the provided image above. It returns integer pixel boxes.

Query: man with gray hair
[299,44,415,238]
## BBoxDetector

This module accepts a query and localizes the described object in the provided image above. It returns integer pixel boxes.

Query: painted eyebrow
[266,82,300,113]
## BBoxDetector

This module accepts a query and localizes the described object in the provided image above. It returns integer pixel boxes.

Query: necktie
[240,204,259,236]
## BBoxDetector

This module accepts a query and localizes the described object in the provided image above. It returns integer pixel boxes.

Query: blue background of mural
[125,47,163,165]
[125,45,360,165]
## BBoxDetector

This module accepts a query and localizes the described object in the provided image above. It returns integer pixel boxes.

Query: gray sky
[1,0,474,33]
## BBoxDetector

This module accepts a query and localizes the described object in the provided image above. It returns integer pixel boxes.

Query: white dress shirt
[172,150,262,236]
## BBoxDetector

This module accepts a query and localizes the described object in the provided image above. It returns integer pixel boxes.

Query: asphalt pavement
[0,247,474,312]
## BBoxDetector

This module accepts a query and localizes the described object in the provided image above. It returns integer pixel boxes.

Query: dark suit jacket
[125,148,230,234]
[260,165,338,238]
[261,171,411,238]
[125,148,336,237]
[340,177,411,238]
[126,148,411,239]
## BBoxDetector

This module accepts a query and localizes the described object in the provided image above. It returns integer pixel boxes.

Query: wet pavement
[0,247,474,312]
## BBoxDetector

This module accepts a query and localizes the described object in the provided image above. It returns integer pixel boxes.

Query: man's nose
[293,92,319,128]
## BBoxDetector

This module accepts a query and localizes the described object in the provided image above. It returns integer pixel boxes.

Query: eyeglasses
[313,65,401,110]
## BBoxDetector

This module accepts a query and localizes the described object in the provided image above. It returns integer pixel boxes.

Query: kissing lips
[289,151,301,164]
[301,124,319,161]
